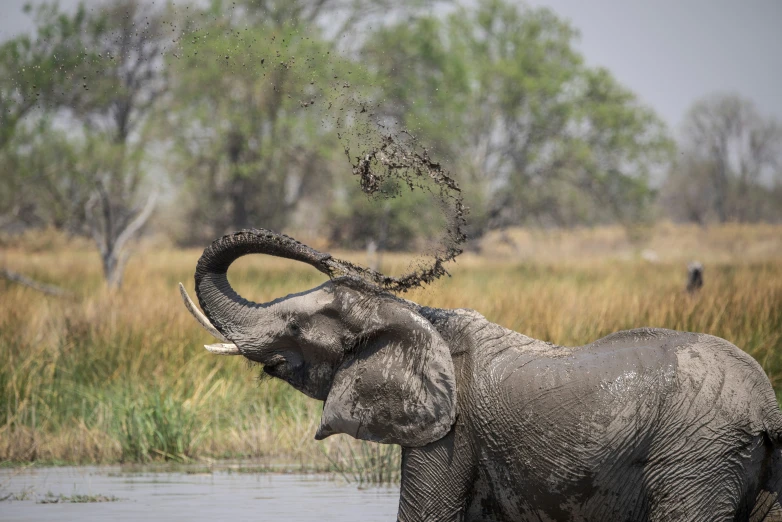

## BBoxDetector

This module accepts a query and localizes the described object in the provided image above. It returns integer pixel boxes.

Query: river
[0,465,400,521]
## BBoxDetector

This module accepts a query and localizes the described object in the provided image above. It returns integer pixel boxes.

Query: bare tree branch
[113,191,157,257]
[1,268,72,297]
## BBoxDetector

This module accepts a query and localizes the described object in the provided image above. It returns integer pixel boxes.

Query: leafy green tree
[0,2,93,228]
[562,68,672,229]
[0,0,680,260]
[0,120,91,232]
[165,0,440,244]
[0,2,89,152]
[167,12,363,242]
[362,0,672,236]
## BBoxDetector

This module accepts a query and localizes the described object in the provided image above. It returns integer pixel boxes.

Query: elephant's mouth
[262,357,286,374]
[241,348,286,368]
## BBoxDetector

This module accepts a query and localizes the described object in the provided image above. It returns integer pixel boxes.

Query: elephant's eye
[288,322,301,335]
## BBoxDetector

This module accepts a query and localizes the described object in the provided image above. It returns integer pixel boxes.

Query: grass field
[1,223,781,475]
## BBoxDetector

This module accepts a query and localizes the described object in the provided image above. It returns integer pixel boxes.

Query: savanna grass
[1,224,781,476]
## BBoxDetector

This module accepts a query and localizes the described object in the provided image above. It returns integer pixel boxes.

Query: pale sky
[526,0,782,137]
[1,0,780,137]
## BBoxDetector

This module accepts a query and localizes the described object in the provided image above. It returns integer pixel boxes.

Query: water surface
[0,465,400,521]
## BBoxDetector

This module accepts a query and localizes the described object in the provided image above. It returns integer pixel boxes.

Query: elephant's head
[179,229,456,447]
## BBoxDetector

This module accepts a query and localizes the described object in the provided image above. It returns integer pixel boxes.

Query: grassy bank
[1,224,781,473]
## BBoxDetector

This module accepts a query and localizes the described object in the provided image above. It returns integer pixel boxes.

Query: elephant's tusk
[179,282,231,343]
[204,343,241,355]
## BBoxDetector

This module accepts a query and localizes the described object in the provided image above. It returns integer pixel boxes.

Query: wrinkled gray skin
[183,230,782,521]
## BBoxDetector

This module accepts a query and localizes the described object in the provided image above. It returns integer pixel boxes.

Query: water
[0,465,400,521]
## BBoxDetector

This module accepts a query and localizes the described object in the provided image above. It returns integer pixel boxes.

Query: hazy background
[1,0,781,288]
[3,0,780,131]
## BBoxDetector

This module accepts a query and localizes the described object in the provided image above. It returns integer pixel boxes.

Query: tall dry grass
[1,224,781,471]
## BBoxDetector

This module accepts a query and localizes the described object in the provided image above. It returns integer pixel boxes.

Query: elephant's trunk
[194,229,335,340]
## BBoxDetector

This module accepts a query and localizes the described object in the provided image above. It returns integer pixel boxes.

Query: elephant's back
[501,327,774,436]
[484,327,692,412]
[579,327,697,351]
[464,327,780,520]
[669,331,780,442]
[571,327,693,383]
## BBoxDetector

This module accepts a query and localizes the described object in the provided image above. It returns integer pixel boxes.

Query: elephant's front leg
[397,426,476,522]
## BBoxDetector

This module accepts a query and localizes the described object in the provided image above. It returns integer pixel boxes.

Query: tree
[165,0,444,244]
[71,0,172,286]
[1,0,172,287]
[0,2,89,152]
[563,68,671,231]
[1,0,680,259]
[361,0,672,237]
[167,9,363,243]
[672,93,782,223]
[0,120,93,232]
[661,155,719,225]
[0,3,92,227]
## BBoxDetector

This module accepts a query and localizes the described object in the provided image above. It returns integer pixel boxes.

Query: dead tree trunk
[86,184,156,288]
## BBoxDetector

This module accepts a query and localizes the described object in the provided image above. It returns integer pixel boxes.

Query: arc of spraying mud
[343,133,468,293]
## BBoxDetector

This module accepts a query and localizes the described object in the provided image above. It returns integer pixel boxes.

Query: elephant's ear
[315,303,456,447]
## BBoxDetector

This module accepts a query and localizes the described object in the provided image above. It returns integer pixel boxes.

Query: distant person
[687,261,704,293]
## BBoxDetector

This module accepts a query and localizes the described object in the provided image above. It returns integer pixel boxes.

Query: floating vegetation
[323,439,401,486]
[0,489,33,502]
[0,490,120,503]
[37,492,121,504]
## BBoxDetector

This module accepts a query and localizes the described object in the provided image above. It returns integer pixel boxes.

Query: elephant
[180,228,782,521]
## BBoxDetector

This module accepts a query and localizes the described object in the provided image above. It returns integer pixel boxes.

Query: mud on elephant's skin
[180,228,782,521]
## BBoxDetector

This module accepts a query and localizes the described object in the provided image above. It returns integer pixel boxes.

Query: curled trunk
[194,229,335,339]
[193,227,438,341]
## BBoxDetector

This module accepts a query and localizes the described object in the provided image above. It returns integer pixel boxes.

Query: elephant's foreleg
[751,447,782,522]
[397,426,475,522]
